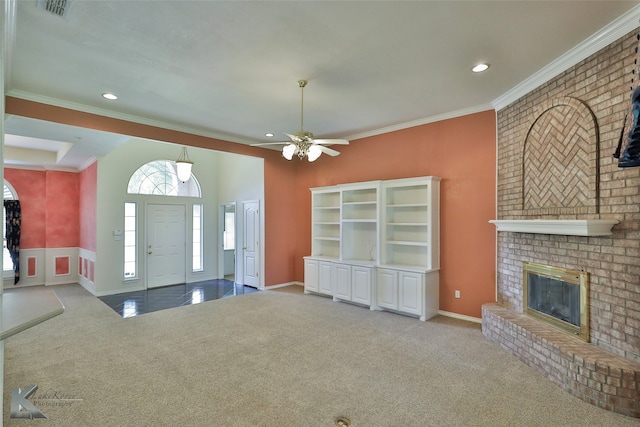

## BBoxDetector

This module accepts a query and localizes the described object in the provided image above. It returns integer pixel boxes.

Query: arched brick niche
[522,97,599,216]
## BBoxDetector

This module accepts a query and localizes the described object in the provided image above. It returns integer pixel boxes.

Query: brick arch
[522,97,599,216]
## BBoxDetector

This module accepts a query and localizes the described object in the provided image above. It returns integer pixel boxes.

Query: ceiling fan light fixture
[307,145,322,162]
[251,79,349,161]
[282,143,296,160]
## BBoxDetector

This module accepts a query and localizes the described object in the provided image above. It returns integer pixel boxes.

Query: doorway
[146,204,186,289]
[220,203,236,282]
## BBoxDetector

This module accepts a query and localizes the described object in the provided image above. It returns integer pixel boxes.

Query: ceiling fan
[251,80,349,162]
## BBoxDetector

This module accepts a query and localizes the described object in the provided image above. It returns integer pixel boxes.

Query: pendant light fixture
[175,147,193,182]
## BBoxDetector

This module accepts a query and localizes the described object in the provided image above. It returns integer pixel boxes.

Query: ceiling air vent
[36,0,73,19]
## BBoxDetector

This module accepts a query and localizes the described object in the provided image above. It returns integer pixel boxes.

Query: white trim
[344,104,494,141]
[4,163,80,173]
[266,281,303,289]
[489,219,620,236]
[3,179,17,199]
[438,310,482,324]
[492,6,640,111]
[78,155,98,172]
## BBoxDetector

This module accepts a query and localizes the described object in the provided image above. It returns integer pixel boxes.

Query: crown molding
[78,156,98,172]
[4,163,79,173]
[492,5,640,111]
[345,104,494,141]
[6,89,257,146]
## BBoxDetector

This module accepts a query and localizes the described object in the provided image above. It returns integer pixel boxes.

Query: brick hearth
[483,303,640,418]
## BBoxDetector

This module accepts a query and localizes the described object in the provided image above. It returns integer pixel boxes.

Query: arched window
[127,160,201,197]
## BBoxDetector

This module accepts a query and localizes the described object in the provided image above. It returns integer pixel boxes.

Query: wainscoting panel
[45,248,79,286]
[79,248,96,294]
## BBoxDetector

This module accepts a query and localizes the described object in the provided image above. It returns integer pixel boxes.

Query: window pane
[224,212,235,250]
[127,160,201,198]
[124,202,136,216]
[192,204,203,271]
[124,202,137,279]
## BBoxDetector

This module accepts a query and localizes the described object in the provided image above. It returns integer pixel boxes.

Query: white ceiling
[4,0,640,170]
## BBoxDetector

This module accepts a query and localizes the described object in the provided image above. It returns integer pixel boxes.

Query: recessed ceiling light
[265,133,274,138]
[102,93,118,100]
[472,63,490,73]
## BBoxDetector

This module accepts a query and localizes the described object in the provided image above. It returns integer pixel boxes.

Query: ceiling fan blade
[250,142,290,146]
[312,138,349,145]
[283,132,303,143]
[317,145,341,156]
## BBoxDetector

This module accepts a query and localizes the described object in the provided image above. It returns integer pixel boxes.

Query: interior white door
[147,204,186,289]
[242,200,260,288]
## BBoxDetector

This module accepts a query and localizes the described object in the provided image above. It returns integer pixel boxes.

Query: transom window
[127,160,201,197]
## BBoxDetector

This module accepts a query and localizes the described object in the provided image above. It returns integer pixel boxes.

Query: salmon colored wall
[4,167,80,249]
[4,168,46,248]
[293,110,497,318]
[46,170,80,247]
[6,97,296,287]
[264,157,297,285]
[79,162,97,252]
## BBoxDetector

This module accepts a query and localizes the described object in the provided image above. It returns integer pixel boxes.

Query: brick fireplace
[483,28,640,418]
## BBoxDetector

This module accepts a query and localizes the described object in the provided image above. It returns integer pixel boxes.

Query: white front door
[242,200,259,288]
[147,204,186,289]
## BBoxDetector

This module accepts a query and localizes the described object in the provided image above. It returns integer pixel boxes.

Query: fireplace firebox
[522,262,590,342]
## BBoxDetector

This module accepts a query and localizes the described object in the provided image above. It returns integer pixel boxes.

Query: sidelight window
[193,204,203,271]
[124,202,137,279]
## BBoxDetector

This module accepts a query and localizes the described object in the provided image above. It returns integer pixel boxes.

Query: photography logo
[10,385,46,419]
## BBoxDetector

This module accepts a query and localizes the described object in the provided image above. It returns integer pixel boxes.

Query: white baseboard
[438,310,482,324]
[266,281,303,289]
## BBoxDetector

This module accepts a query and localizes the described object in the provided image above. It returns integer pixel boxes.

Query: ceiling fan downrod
[298,80,307,133]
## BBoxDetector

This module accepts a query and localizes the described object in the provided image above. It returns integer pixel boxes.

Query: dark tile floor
[98,279,259,318]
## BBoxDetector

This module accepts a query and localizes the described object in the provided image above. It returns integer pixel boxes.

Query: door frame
[218,202,237,282]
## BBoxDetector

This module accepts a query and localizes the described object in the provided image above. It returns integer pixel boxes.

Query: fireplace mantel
[488,219,619,236]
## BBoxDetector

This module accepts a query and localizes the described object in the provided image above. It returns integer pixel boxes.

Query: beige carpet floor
[2,284,639,427]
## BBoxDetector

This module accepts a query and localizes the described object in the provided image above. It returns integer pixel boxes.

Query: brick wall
[496,29,640,363]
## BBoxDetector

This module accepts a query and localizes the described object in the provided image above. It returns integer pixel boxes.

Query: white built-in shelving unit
[304,176,440,321]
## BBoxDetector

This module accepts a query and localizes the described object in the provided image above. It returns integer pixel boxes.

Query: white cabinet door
[352,266,372,305]
[376,268,398,309]
[318,261,333,295]
[304,259,319,293]
[398,271,424,316]
[333,264,352,300]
